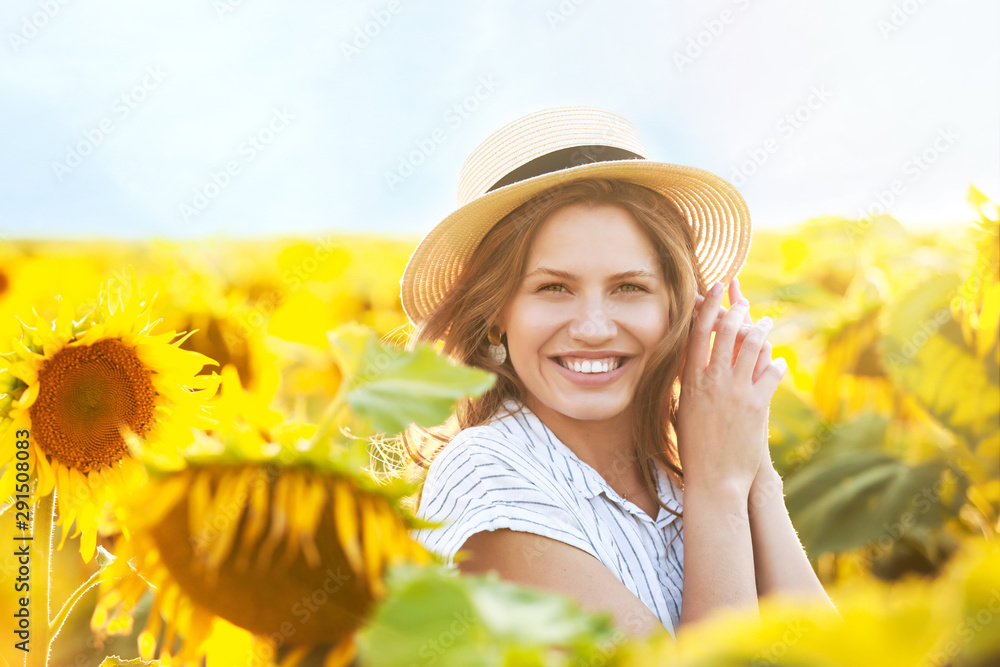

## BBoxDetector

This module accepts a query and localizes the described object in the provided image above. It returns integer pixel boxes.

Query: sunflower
[93,368,434,667]
[0,268,220,561]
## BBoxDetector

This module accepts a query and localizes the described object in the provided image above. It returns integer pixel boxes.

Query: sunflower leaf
[357,563,622,667]
[328,324,495,439]
[784,447,967,557]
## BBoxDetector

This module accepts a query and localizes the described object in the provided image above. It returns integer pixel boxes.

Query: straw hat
[399,105,752,327]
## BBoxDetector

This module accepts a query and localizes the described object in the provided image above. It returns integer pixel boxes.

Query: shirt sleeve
[411,428,600,566]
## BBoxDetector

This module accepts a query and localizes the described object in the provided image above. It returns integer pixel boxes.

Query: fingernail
[760,316,772,327]
[737,297,749,307]
[774,357,787,371]
[710,282,723,295]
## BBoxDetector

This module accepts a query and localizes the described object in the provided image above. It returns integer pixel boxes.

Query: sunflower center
[0,271,9,297]
[30,337,156,472]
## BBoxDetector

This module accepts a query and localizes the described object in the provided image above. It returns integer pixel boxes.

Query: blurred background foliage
[0,187,997,666]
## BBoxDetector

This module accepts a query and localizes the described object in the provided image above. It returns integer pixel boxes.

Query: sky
[0,0,996,241]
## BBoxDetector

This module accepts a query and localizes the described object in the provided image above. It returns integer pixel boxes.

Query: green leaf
[357,563,622,667]
[784,447,967,557]
[881,274,1000,452]
[328,324,495,438]
[767,383,824,477]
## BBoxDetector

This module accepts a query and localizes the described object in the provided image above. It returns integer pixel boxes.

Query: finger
[709,295,750,370]
[751,340,773,383]
[734,316,773,383]
[728,323,754,363]
[692,293,705,318]
[684,282,725,383]
[753,356,788,398]
[728,276,754,326]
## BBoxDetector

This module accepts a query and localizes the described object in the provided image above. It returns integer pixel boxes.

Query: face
[496,203,672,423]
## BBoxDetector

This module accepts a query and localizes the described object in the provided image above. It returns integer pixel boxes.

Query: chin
[542,394,632,422]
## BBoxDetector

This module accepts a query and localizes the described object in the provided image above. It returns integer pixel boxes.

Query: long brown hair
[401,178,704,515]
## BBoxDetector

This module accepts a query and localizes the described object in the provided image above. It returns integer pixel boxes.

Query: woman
[399,106,835,640]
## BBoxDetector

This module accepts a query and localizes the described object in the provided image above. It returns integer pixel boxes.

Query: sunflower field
[0,186,997,667]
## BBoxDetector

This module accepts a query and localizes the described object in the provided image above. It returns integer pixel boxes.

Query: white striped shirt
[412,398,685,638]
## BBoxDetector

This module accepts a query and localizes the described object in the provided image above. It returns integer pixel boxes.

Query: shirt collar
[497,399,684,520]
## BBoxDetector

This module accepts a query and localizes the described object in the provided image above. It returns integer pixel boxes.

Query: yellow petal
[33,444,55,498]
[236,470,270,572]
[255,473,290,573]
[71,325,108,347]
[323,634,357,667]
[10,336,43,362]
[7,360,38,385]
[332,480,364,576]
[14,381,38,410]
[78,512,98,562]
[360,494,385,597]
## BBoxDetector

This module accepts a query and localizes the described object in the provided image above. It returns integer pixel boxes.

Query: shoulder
[422,416,549,494]
[413,416,592,563]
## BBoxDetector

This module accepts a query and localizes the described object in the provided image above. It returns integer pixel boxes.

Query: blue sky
[1,0,996,240]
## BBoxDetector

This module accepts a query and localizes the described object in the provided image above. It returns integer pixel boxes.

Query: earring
[487,325,507,364]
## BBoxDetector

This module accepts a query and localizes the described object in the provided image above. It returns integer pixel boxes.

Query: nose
[566,293,618,343]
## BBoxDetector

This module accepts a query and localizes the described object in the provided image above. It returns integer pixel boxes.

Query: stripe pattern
[412,399,685,638]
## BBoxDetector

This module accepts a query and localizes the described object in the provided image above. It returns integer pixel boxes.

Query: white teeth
[557,357,622,373]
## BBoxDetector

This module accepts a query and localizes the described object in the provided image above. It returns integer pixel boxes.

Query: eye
[537,283,567,293]
[619,283,648,293]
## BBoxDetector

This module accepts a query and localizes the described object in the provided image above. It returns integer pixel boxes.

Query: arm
[456,529,665,639]
[675,280,786,629]
[717,278,837,611]
[748,462,838,610]
[679,480,760,628]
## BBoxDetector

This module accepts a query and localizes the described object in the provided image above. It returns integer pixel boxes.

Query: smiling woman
[399,106,835,640]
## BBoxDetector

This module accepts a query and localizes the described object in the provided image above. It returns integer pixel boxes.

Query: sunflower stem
[48,566,106,644]
[25,489,54,667]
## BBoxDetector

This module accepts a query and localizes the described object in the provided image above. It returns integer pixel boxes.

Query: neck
[524,396,641,484]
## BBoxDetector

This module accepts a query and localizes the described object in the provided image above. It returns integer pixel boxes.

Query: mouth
[552,356,627,374]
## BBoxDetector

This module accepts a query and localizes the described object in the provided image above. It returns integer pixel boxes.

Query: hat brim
[400,158,751,327]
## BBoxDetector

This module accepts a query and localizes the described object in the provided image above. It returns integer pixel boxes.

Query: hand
[676,278,787,496]
[726,277,782,487]
[691,277,774,384]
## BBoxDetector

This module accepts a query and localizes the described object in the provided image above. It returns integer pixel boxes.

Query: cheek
[627,302,671,336]
[507,301,563,335]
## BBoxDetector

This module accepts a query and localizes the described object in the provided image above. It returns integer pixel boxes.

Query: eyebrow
[524,267,658,282]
